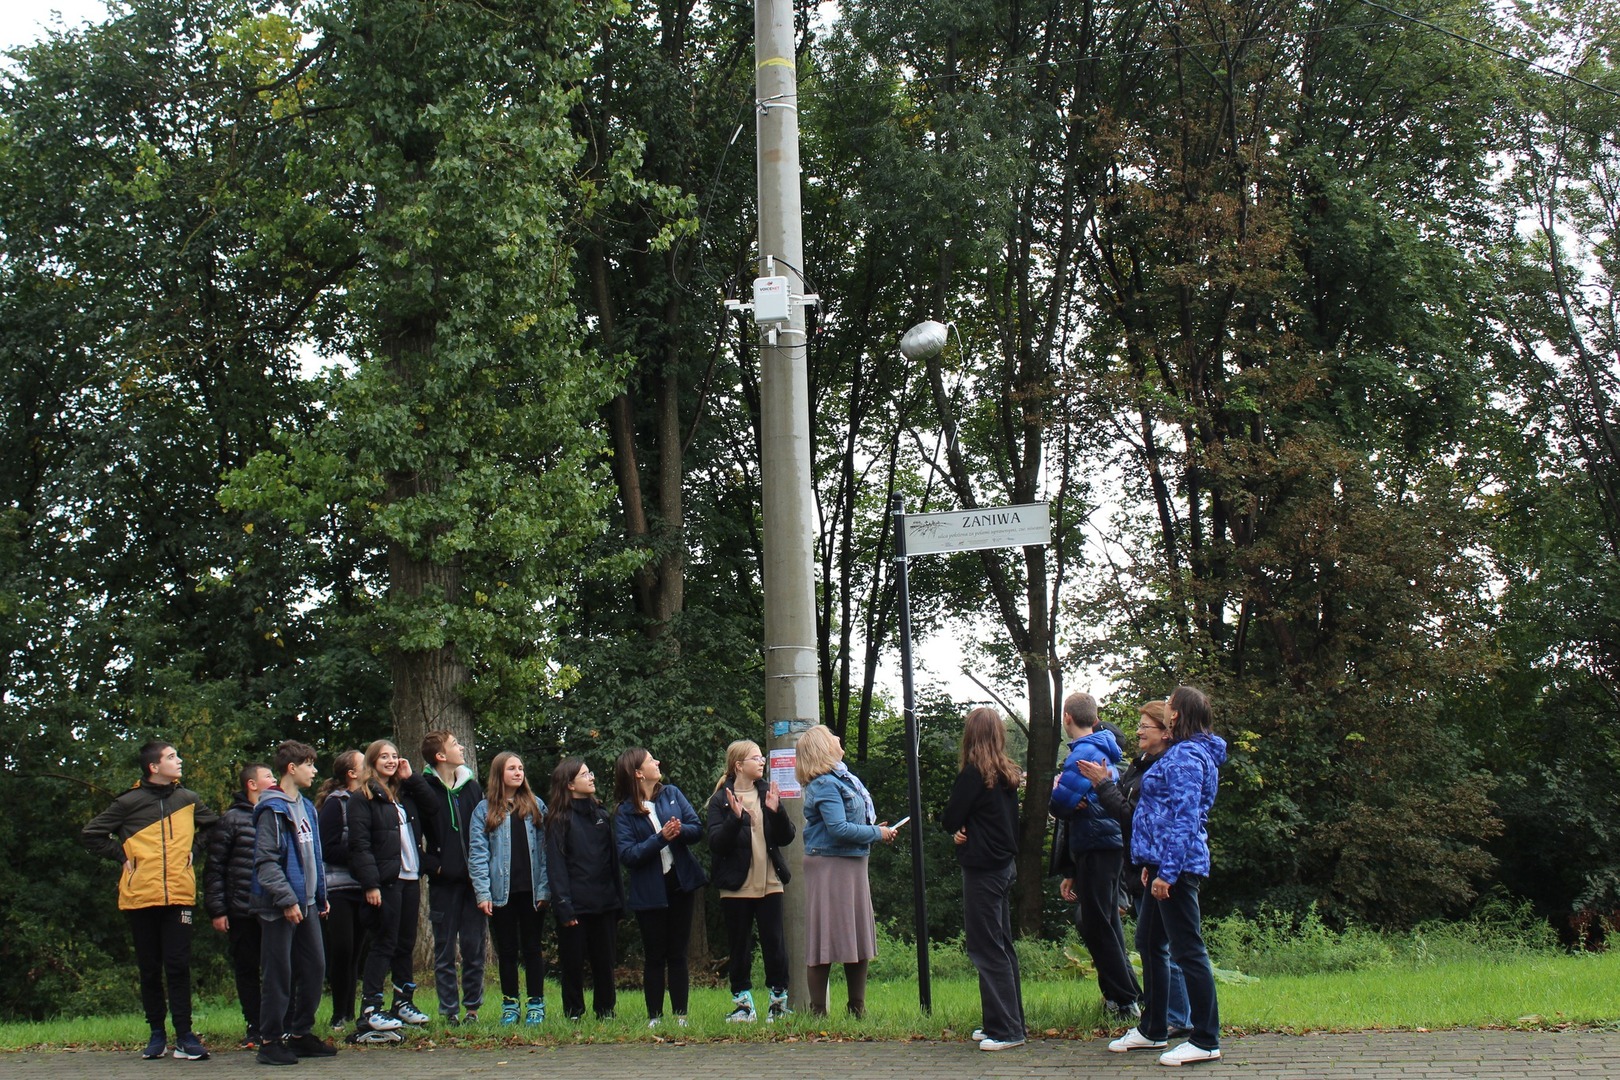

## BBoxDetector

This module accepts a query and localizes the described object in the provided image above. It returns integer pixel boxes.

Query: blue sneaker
[141,1030,167,1059]
[172,1032,210,1060]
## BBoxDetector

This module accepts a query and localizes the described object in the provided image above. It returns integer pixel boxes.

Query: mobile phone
[891,816,911,829]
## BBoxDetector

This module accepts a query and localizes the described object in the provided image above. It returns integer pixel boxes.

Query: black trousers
[260,908,325,1039]
[963,862,1025,1041]
[490,891,546,1001]
[323,890,365,1022]
[226,914,263,1033]
[391,878,421,995]
[358,880,402,1006]
[126,906,193,1035]
[1072,847,1141,1007]
[721,892,787,994]
[555,911,617,1019]
[634,872,695,1017]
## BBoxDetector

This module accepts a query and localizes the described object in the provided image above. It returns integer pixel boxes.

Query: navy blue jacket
[615,785,708,910]
[1051,729,1125,852]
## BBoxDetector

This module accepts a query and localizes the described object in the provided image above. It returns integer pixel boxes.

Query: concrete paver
[4,1031,1618,1080]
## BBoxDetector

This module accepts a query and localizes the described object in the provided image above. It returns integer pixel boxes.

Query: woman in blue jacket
[470,752,549,1025]
[613,747,707,1027]
[1109,686,1228,1067]
[795,724,896,1018]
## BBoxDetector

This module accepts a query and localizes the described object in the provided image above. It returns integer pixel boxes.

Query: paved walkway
[3,1031,1618,1079]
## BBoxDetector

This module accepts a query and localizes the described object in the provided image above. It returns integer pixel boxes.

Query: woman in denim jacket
[470,752,550,1025]
[795,725,897,1017]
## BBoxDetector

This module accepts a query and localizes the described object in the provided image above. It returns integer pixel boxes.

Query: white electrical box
[753,276,791,324]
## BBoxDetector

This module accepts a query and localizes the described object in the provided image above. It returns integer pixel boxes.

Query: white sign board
[903,502,1050,556]
[770,749,801,799]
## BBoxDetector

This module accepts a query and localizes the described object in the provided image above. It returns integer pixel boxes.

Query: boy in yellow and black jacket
[81,740,219,1061]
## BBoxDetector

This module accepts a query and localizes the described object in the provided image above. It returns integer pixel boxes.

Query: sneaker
[360,1008,404,1033]
[463,1009,478,1025]
[674,1015,688,1028]
[392,999,429,1026]
[142,1030,167,1060]
[525,999,545,1025]
[767,989,791,1023]
[1106,999,1143,1021]
[256,1038,298,1066]
[724,990,756,1023]
[173,1032,210,1061]
[980,1037,1026,1051]
[442,1013,460,1027]
[501,998,519,1025]
[345,1028,403,1045]
[647,1017,662,1029]
[1109,1028,1170,1053]
[285,1033,338,1058]
[971,1029,986,1042]
[1159,1042,1221,1066]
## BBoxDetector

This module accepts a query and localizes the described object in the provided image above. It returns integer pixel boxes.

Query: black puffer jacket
[349,779,428,890]
[1091,751,1163,894]
[545,798,623,923]
[204,791,257,919]
[704,779,795,891]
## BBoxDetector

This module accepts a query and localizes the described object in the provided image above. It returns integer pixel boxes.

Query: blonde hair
[794,725,841,785]
[714,740,762,793]
[1137,700,1170,729]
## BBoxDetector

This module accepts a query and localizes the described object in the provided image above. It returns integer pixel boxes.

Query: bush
[1206,904,1394,976]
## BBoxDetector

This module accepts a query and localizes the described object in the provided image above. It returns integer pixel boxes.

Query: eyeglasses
[746,755,766,763]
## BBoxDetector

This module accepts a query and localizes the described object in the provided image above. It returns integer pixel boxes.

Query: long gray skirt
[803,854,878,965]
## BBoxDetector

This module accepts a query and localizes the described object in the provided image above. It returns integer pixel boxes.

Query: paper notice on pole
[770,749,800,799]
[903,502,1051,556]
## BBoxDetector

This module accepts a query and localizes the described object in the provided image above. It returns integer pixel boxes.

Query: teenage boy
[253,740,338,1065]
[205,762,275,1049]
[419,730,486,1024]
[81,739,220,1061]
[1050,692,1142,1018]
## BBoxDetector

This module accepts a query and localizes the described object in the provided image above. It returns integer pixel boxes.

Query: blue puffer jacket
[1050,729,1124,852]
[615,785,708,910]
[1131,733,1227,884]
[802,771,883,857]
[469,798,550,908]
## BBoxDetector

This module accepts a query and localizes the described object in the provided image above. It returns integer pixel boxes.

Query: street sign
[902,502,1050,556]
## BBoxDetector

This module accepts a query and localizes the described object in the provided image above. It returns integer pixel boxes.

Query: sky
[1,0,109,51]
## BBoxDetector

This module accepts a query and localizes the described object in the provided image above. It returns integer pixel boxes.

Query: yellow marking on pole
[758,57,795,69]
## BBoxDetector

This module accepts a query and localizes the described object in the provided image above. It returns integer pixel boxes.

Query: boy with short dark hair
[81,739,220,1061]
[253,741,337,1065]
[419,730,487,1023]
[205,762,275,1049]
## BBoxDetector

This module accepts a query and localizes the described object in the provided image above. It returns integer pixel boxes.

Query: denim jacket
[802,771,883,857]
[469,797,550,908]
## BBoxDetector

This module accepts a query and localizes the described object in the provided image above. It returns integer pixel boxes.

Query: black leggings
[358,880,402,1006]
[556,911,617,1019]
[634,872,695,1017]
[721,892,787,994]
[323,890,365,1022]
[490,891,546,1001]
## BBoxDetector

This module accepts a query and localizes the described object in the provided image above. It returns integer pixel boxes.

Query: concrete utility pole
[755,0,815,1010]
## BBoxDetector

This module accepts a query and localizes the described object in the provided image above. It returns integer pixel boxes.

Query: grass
[4,950,1619,1052]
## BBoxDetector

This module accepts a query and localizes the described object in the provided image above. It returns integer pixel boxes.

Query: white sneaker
[1159,1041,1221,1066]
[979,1037,1026,1051]
[971,1029,986,1041]
[1109,1027,1169,1053]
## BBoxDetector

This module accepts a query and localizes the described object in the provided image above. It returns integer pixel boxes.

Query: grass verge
[3,950,1617,1052]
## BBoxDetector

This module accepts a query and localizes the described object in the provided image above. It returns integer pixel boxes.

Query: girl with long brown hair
[316,750,365,1031]
[469,752,549,1024]
[613,747,707,1027]
[545,758,622,1021]
[941,706,1025,1050]
[348,739,429,1037]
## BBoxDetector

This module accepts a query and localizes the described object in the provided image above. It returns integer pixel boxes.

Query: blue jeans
[1135,869,1219,1050]
[1135,890,1190,1029]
